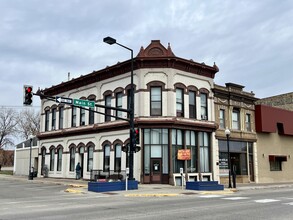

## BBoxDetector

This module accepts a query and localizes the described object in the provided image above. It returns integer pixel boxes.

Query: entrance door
[249,155,254,182]
[150,158,162,184]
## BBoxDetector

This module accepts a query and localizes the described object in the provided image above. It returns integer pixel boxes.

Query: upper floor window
[127,89,131,119]
[59,107,64,129]
[232,108,240,130]
[72,107,77,127]
[45,110,50,131]
[189,91,196,119]
[103,144,110,172]
[176,88,184,117]
[245,113,251,131]
[51,108,56,130]
[80,108,85,126]
[89,107,95,125]
[150,87,162,116]
[219,109,225,129]
[105,95,112,122]
[200,93,208,120]
[116,92,123,120]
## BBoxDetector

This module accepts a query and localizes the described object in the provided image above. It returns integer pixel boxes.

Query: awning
[269,155,287,162]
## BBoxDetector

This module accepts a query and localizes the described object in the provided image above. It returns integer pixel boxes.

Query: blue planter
[186,181,224,191]
[88,180,138,193]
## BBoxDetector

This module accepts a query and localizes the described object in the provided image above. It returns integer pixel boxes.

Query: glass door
[151,158,162,183]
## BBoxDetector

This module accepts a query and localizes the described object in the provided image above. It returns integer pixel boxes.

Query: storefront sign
[177,149,191,160]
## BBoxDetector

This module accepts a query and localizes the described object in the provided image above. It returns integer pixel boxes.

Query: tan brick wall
[256,92,293,111]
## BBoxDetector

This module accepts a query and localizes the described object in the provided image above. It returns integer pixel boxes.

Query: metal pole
[226,134,232,188]
[28,138,33,180]
[129,49,135,180]
[103,37,135,180]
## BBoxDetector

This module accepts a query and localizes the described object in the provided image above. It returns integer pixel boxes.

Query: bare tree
[0,107,18,149]
[17,109,40,140]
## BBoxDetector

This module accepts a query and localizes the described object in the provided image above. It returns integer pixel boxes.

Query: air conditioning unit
[201,115,207,120]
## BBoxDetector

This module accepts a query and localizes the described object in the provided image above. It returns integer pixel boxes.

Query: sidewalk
[1,174,293,196]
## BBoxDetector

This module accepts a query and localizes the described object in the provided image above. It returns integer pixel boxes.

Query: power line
[0,105,41,109]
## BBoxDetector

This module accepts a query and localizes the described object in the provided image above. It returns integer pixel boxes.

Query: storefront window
[186,130,197,172]
[218,140,252,176]
[144,129,168,174]
[172,129,184,173]
[199,132,210,173]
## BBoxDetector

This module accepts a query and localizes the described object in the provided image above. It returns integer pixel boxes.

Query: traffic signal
[23,85,33,106]
[122,145,128,153]
[134,146,141,153]
[135,129,140,145]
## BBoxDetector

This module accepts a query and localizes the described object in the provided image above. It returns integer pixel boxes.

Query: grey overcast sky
[1,0,293,109]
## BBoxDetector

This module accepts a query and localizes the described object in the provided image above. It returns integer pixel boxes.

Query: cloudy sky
[1,0,293,109]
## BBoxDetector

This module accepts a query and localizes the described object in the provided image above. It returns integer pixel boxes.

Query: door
[249,155,254,182]
[151,158,162,184]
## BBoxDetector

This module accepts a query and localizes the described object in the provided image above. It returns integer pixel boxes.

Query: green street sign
[73,99,95,107]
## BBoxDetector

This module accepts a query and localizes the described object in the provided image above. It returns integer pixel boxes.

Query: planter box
[88,180,138,193]
[186,181,224,191]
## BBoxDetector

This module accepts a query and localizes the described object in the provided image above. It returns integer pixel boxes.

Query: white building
[37,40,220,185]
[14,137,38,176]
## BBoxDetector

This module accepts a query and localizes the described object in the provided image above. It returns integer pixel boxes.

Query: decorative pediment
[137,40,175,58]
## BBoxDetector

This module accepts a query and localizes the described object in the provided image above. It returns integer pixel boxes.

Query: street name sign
[73,99,95,108]
[56,96,73,105]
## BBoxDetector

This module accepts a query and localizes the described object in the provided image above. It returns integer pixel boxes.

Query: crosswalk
[198,194,293,206]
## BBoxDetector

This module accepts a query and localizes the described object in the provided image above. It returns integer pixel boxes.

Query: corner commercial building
[37,40,220,185]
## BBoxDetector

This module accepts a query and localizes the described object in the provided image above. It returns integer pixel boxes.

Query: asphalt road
[0,179,293,220]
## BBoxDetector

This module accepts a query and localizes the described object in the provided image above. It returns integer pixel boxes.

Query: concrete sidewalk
[1,174,293,196]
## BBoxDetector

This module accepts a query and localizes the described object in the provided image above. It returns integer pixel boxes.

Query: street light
[103,36,135,180]
[225,128,232,188]
[28,135,34,180]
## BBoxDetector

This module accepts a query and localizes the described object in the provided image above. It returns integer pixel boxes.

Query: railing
[90,169,126,182]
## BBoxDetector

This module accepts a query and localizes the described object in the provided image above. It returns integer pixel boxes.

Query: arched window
[41,148,46,175]
[200,92,208,120]
[114,144,122,172]
[57,147,63,171]
[103,144,110,172]
[69,146,75,171]
[87,145,94,172]
[49,147,55,171]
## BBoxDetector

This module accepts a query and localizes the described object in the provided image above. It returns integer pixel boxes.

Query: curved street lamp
[225,128,232,188]
[28,135,34,180]
[103,36,135,180]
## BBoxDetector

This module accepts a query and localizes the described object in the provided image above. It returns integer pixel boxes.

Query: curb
[125,193,179,197]
[200,190,235,195]
[64,188,85,194]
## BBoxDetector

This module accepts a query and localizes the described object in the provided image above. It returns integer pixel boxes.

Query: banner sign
[177,149,191,160]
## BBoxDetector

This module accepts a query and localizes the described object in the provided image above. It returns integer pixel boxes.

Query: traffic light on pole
[122,145,128,153]
[23,85,33,106]
[134,128,141,152]
[135,129,140,145]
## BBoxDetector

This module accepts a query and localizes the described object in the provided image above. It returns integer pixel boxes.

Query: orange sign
[177,149,191,160]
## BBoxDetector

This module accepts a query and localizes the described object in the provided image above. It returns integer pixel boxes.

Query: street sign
[56,96,73,105]
[73,99,95,107]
